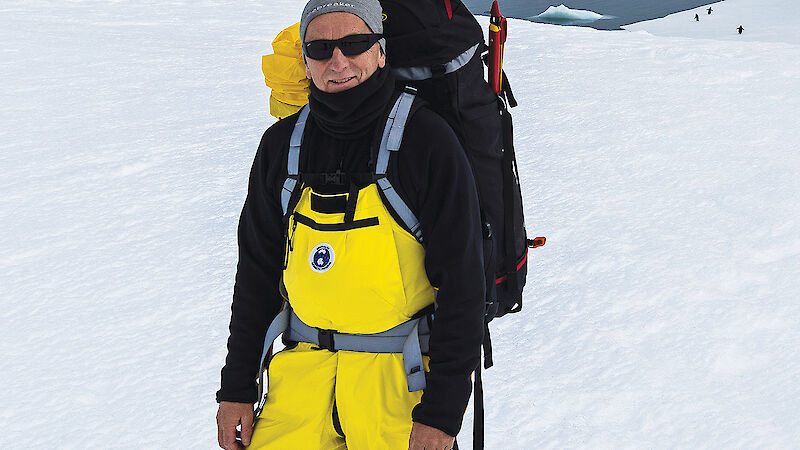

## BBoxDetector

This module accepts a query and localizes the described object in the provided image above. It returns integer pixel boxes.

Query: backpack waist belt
[393,43,479,81]
[259,303,431,392]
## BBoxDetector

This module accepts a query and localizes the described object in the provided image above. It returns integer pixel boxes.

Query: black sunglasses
[303,33,383,60]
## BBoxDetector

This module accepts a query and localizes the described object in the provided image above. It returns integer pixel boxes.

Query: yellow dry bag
[262,22,310,119]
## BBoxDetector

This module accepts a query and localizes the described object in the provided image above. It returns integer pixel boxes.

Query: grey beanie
[300,0,386,54]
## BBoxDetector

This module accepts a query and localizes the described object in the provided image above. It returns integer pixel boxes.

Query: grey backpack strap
[376,88,416,174]
[393,43,479,81]
[402,320,426,391]
[375,88,423,242]
[258,306,291,369]
[255,304,292,417]
[281,105,310,215]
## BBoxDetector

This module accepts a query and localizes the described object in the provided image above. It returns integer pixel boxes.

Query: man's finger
[216,409,225,448]
[408,427,420,450]
[221,417,239,449]
[240,413,254,446]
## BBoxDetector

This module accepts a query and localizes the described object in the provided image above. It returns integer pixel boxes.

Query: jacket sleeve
[396,108,486,437]
[216,129,288,404]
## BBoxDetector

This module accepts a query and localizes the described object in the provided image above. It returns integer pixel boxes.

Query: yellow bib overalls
[249,90,436,449]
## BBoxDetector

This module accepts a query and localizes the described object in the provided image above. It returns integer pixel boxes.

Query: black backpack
[380,0,544,447]
[382,0,539,319]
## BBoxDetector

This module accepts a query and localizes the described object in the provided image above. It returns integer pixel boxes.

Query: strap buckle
[317,329,336,352]
[323,171,346,185]
[484,300,499,321]
[482,221,493,239]
[430,63,447,78]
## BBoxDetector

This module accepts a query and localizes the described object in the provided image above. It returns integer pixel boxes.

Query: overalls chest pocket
[283,184,411,334]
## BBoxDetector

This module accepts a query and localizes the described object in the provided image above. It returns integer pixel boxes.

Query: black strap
[344,182,359,223]
[473,363,485,449]
[411,303,436,320]
[300,171,375,188]
[474,320,494,449]
[283,177,303,229]
[481,209,498,323]
[500,70,517,108]
[499,100,519,294]
[482,322,493,370]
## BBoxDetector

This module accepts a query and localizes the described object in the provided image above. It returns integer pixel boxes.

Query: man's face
[304,12,386,93]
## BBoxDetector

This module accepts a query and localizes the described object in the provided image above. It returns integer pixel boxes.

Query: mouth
[329,76,356,85]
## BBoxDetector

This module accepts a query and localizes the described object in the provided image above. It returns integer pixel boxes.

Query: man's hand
[408,422,455,450]
[216,401,254,449]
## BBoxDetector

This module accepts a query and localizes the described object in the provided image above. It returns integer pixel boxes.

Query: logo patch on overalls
[309,243,335,273]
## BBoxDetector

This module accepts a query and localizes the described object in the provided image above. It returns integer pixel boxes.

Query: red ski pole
[488,0,507,95]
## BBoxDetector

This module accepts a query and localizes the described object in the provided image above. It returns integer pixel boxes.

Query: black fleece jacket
[217,71,485,437]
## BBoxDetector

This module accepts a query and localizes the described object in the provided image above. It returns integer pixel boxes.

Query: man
[216,0,485,448]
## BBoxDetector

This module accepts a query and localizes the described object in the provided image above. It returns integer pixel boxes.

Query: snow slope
[2,0,799,448]
[626,0,800,45]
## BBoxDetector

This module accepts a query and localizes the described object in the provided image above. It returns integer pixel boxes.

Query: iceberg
[532,4,608,25]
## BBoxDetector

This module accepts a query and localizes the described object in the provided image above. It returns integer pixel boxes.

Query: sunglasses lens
[305,34,380,60]
[338,36,374,56]
[305,41,334,60]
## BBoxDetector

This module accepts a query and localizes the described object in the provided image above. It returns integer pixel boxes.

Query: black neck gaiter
[308,66,395,139]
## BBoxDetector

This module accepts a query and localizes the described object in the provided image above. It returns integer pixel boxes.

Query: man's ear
[377,48,386,69]
[304,55,312,79]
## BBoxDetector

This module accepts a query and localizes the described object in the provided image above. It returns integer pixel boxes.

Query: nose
[327,46,349,71]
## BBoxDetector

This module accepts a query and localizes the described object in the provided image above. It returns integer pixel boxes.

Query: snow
[531,4,607,24]
[625,0,800,45]
[2,0,799,448]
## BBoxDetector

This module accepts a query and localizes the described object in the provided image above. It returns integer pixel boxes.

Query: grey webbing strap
[280,178,297,216]
[376,90,415,176]
[281,106,309,215]
[283,309,430,353]
[258,306,291,370]
[259,304,431,392]
[285,310,429,392]
[256,305,292,416]
[393,44,479,81]
[403,321,426,392]
[288,106,309,175]
[387,91,415,152]
[377,178,423,241]
[375,89,423,242]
